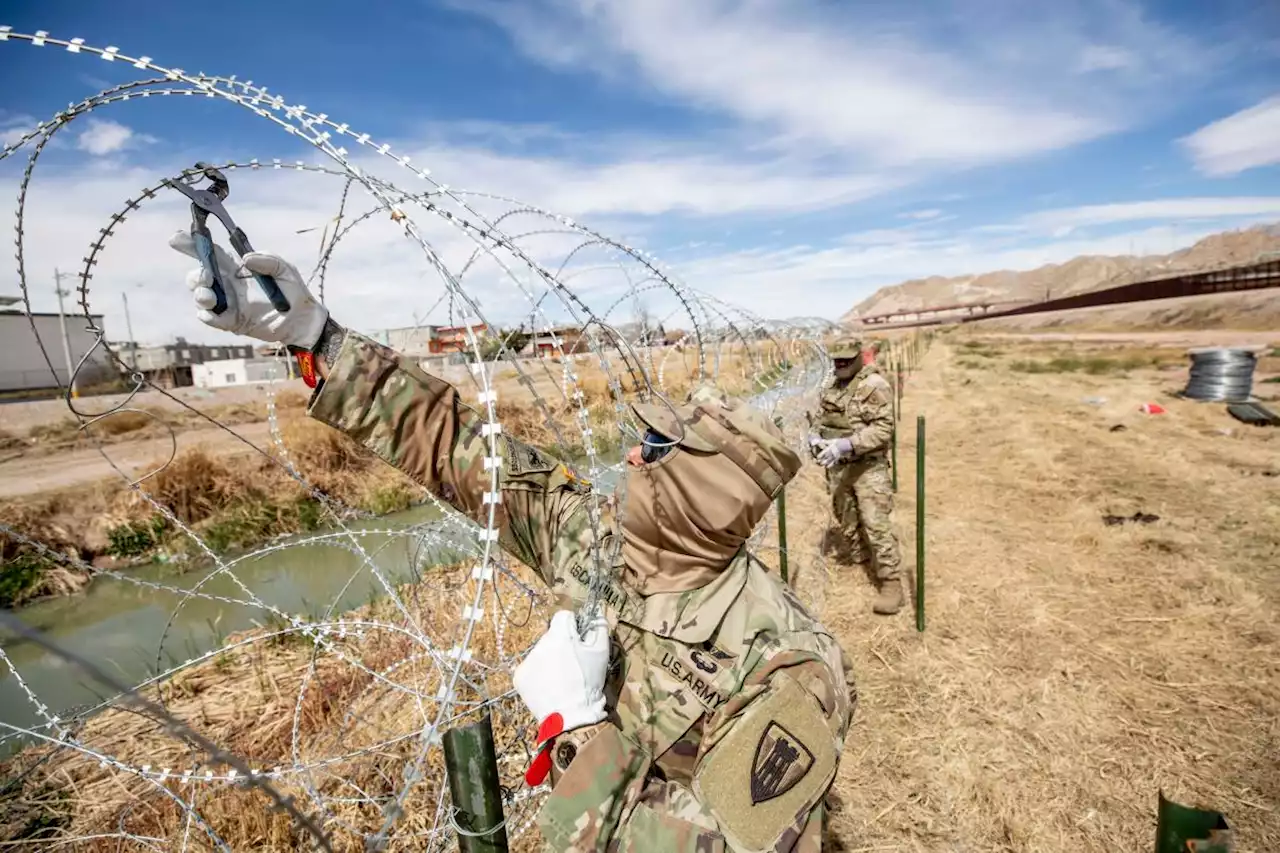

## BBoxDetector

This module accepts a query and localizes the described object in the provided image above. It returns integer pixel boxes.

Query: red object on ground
[1140,402,1166,415]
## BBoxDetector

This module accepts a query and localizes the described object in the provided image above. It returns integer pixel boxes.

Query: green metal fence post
[443,714,510,853]
[773,415,789,584]
[890,350,899,493]
[916,414,926,633]
[896,353,906,489]
[1156,792,1233,852]
[777,486,789,585]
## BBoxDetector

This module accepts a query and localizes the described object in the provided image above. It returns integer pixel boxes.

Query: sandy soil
[0,421,277,498]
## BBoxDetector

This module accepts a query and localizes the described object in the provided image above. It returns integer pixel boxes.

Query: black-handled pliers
[164,163,291,315]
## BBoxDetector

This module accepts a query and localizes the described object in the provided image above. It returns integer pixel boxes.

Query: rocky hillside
[842,224,1280,323]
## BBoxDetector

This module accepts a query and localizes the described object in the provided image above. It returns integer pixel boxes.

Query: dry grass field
[4,333,1277,850]
[783,335,1278,852]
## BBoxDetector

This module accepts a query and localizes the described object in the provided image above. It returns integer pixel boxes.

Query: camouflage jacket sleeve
[306,331,597,586]
[844,372,893,456]
[538,654,849,852]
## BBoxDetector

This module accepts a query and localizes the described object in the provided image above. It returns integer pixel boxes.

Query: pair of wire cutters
[164,163,291,315]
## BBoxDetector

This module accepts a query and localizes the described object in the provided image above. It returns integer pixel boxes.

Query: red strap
[524,712,565,787]
[536,712,565,745]
[296,350,317,389]
[525,744,553,786]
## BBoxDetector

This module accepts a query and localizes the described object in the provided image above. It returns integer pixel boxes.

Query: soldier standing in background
[169,233,856,852]
[808,336,904,615]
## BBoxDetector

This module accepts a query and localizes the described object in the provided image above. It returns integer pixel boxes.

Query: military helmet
[828,336,864,361]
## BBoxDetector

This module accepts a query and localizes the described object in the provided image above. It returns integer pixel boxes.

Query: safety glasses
[640,428,676,464]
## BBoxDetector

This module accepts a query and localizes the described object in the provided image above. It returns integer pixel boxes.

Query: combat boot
[872,580,904,615]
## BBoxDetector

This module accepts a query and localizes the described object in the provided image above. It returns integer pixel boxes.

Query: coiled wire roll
[1182,348,1258,402]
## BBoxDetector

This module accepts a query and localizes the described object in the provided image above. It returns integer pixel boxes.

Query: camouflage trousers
[824,454,901,582]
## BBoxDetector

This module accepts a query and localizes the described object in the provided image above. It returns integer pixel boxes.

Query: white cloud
[1075,44,1139,73]
[4,126,894,349]
[1,127,29,148]
[1,112,37,149]
[400,139,896,218]
[464,0,1111,169]
[459,0,1219,175]
[10,117,1280,343]
[75,118,157,156]
[898,209,943,220]
[1181,96,1280,176]
[1018,197,1280,233]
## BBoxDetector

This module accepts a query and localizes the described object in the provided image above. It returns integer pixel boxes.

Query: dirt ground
[782,335,1278,852]
[0,421,277,498]
[0,380,314,435]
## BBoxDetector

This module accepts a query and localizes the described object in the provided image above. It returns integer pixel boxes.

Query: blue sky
[2,0,1279,344]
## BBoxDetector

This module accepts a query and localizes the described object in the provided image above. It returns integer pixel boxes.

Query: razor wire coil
[1182,348,1258,402]
[0,24,839,852]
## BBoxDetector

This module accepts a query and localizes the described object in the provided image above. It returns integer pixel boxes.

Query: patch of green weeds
[251,610,309,648]
[0,781,69,841]
[1010,355,1159,375]
[200,499,295,553]
[105,515,169,559]
[0,553,49,608]
[956,341,1003,358]
[362,483,415,516]
[295,497,322,531]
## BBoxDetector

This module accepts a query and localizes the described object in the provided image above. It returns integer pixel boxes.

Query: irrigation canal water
[0,503,465,758]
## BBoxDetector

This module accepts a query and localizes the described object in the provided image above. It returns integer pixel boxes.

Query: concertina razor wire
[0,26,841,852]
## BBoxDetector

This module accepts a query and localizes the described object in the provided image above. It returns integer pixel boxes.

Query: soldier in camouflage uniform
[170,234,856,852]
[808,336,904,615]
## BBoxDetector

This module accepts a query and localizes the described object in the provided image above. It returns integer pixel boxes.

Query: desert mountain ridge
[841,224,1280,323]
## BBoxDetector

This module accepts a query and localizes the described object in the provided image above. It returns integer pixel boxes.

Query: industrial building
[0,308,116,392]
[372,323,488,356]
[192,355,293,389]
[123,339,256,388]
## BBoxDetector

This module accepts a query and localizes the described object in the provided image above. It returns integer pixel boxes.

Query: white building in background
[0,309,116,392]
[192,356,292,389]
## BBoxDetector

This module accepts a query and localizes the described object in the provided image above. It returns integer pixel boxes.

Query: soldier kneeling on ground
[169,233,857,852]
[808,337,905,616]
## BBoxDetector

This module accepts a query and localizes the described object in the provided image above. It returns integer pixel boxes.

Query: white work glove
[513,610,610,786]
[817,437,854,468]
[169,231,328,349]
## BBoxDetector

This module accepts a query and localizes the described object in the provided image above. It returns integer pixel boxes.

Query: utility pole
[53,268,78,398]
[122,291,137,372]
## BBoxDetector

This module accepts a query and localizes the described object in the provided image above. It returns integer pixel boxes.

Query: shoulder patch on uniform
[751,721,814,803]
[501,435,556,477]
[856,372,890,397]
[693,673,837,852]
[863,372,891,392]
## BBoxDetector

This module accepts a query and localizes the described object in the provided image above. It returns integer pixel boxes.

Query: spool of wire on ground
[1182,348,1258,402]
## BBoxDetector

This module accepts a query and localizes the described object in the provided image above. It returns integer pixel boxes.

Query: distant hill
[841,224,1280,324]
